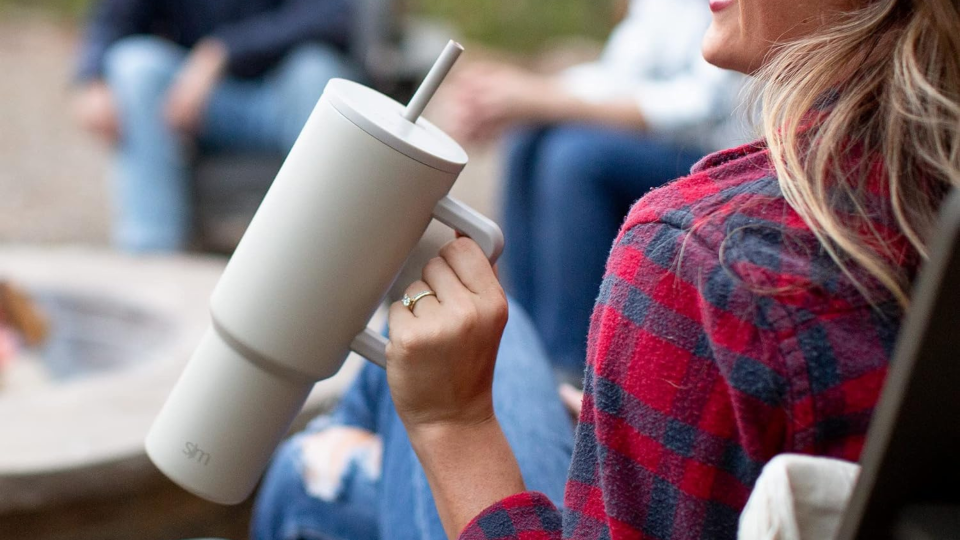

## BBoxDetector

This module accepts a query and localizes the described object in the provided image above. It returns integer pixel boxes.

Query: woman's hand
[386,237,508,435]
[386,239,525,537]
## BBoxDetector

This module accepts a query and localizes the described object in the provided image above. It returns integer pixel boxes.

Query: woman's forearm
[407,416,527,539]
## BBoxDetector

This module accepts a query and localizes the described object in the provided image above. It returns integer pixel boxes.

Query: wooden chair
[835,191,960,540]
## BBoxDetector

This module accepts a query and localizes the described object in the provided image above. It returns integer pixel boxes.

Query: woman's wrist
[405,413,500,454]
[406,415,527,538]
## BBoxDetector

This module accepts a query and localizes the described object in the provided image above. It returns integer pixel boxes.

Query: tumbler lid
[323,79,468,175]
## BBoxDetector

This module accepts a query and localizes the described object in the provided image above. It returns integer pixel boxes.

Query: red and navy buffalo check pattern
[461,141,906,540]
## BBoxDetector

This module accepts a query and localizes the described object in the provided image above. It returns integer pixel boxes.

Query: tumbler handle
[349,195,505,368]
[430,195,505,264]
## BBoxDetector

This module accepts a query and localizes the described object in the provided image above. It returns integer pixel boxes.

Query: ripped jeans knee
[251,419,383,540]
[296,420,383,502]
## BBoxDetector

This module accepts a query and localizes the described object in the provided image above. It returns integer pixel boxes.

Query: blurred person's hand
[73,81,120,144]
[558,383,584,417]
[164,39,228,134]
[446,63,573,143]
[445,61,647,143]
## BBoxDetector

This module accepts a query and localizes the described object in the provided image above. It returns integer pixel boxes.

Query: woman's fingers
[422,256,472,301]
[439,238,501,295]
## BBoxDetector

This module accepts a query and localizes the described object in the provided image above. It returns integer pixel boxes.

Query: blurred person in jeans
[72,0,359,253]
[447,0,747,382]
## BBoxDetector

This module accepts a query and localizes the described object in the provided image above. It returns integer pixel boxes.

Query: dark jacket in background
[77,0,354,81]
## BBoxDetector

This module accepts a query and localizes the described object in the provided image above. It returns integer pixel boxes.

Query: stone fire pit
[0,247,362,514]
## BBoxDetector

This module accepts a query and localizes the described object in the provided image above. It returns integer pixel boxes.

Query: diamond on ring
[402,290,437,312]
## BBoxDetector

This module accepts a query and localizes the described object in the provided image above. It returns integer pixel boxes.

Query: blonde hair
[755,0,960,307]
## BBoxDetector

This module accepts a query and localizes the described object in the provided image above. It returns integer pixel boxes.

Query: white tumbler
[145,43,503,504]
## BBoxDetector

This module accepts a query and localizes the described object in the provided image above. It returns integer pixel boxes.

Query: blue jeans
[251,300,574,540]
[103,36,359,252]
[501,125,705,381]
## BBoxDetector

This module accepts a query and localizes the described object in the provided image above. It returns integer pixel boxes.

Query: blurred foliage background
[0,0,89,17]
[413,0,613,51]
[0,0,615,52]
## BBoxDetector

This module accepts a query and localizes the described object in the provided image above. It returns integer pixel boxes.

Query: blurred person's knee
[103,36,184,106]
[275,43,359,148]
[281,43,357,84]
[537,126,614,194]
[504,127,546,172]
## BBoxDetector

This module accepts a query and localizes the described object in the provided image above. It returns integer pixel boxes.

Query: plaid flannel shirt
[461,141,905,540]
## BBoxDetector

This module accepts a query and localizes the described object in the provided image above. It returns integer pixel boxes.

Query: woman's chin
[701,25,747,73]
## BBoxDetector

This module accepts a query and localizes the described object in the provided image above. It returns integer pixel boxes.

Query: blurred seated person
[447,0,747,381]
[72,0,359,253]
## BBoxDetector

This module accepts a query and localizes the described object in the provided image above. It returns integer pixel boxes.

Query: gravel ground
[0,10,112,245]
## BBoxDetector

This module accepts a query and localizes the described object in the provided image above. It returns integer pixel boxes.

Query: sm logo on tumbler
[183,441,211,466]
